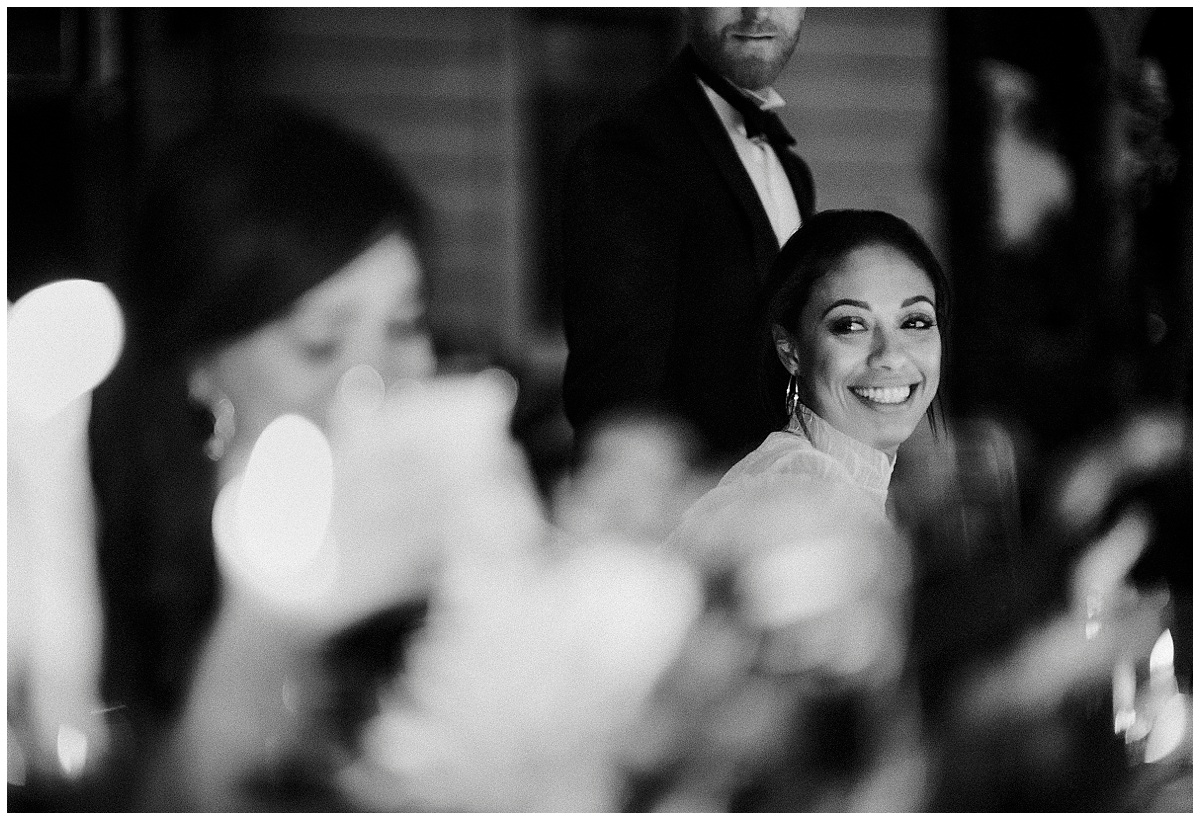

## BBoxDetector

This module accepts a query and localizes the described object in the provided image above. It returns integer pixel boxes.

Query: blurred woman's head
[90,101,440,722]
[760,210,950,454]
[129,101,435,462]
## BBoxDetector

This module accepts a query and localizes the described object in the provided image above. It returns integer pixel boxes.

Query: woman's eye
[830,317,867,335]
[902,314,937,330]
[387,318,424,341]
[300,339,340,362]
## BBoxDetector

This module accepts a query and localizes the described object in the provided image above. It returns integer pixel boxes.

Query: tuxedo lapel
[664,57,780,281]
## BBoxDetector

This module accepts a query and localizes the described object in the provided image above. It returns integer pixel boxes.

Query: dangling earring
[189,371,236,462]
[785,374,800,419]
[205,394,236,461]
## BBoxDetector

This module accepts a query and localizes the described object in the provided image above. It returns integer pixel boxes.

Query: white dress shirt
[698,79,803,248]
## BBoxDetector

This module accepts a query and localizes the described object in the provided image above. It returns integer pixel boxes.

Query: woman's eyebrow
[820,295,935,318]
[820,298,870,318]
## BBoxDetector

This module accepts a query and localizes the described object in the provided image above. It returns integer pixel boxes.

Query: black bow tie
[684,45,796,149]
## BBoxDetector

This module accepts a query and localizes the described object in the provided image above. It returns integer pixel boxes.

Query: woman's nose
[867,326,906,369]
[379,336,436,384]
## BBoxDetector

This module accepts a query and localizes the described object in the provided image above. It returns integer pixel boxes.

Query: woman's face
[780,244,941,455]
[199,231,435,459]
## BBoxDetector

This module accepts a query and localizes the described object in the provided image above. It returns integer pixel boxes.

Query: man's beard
[691,27,798,91]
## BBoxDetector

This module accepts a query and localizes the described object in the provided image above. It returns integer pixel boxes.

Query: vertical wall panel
[779,7,943,254]
[233,8,528,352]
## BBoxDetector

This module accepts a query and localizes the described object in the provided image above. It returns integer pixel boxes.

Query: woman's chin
[854,417,922,456]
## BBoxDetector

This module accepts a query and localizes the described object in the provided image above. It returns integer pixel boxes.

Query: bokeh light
[213,414,339,612]
[8,279,124,423]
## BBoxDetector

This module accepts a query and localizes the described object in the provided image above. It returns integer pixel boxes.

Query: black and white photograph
[7,5,1192,812]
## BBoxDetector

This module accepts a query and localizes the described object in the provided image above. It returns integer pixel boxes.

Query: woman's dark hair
[127,100,424,364]
[89,101,425,728]
[756,209,953,435]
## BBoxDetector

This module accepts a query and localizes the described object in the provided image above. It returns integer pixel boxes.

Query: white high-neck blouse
[715,403,895,512]
[668,404,902,575]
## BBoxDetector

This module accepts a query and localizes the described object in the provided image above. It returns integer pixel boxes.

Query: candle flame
[55,724,88,779]
[1149,629,1174,674]
[8,279,124,423]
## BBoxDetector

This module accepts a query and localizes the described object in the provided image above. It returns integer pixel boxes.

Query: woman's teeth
[851,385,912,405]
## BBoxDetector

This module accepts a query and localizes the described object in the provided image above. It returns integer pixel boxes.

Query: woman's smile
[849,384,916,406]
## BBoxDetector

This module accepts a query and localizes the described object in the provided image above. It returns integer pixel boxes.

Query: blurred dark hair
[126,100,424,365]
[89,100,425,727]
[756,209,952,436]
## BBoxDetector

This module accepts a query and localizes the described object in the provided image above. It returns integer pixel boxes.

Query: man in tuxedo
[561,7,816,465]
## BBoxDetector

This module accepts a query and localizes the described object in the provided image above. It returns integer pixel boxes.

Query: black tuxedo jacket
[561,50,816,462]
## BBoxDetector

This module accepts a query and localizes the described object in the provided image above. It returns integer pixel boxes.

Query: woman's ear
[187,362,216,408]
[771,324,800,376]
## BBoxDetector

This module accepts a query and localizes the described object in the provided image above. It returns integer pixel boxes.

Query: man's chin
[721,54,786,92]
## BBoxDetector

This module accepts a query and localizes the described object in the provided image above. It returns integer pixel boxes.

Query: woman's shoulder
[668,433,876,564]
[668,480,894,582]
[686,437,849,527]
[717,430,846,489]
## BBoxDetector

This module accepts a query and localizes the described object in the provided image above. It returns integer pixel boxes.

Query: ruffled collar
[786,403,895,505]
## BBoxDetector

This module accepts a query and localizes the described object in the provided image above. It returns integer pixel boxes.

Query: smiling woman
[672,210,950,559]
[663,209,950,810]
[758,209,951,445]
[773,242,942,455]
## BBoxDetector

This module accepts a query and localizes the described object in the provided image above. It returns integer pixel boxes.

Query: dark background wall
[9,7,1189,464]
